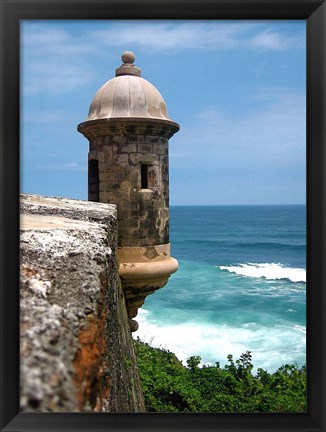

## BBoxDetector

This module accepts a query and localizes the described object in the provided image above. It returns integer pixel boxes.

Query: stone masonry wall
[88,130,170,248]
[20,194,145,412]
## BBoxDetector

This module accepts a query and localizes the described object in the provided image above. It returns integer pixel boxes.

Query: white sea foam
[218,262,306,283]
[134,309,306,373]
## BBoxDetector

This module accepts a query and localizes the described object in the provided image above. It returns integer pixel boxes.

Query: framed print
[1,0,325,431]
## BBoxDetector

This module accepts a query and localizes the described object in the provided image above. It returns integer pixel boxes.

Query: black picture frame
[1,0,325,431]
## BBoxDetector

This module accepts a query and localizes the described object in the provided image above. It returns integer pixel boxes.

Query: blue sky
[21,20,306,205]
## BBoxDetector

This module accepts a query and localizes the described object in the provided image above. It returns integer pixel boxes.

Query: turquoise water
[134,205,306,372]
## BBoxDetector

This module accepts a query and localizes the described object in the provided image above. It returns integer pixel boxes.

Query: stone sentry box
[78,51,180,331]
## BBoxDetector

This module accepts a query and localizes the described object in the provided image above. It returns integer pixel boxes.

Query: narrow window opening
[141,164,148,189]
[88,159,99,202]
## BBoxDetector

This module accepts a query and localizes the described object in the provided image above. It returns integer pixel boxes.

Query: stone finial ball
[121,51,136,64]
[129,319,139,332]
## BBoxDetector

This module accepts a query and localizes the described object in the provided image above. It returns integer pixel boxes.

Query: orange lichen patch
[21,266,38,278]
[73,314,108,411]
[73,271,111,411]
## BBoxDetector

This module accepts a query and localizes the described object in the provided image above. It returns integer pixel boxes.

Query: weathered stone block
[120,144,137,153]
[104,135,112,145]
[93,136,104,146]
[20,194,145,413]
[120,200,139,211]
[116,154,129,165]
[145,136,159,144]
[128,135,144,144]
[110,135,127,145]
[137,144,152,154]
[120,181,131,192]
[88,150,105,162]
[126,219,140,229]
[115,171,129,181]
[160,155,168,165]
[160,208,169,218]
[152,143,166,154]
[131,154,156,165]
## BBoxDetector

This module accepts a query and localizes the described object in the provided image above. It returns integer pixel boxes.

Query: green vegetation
[134,338,306,413]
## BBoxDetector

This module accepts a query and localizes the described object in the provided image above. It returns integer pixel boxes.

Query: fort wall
[20,194,145,412]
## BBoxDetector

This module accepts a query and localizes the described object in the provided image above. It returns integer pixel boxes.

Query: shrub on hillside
[134,338,306,413]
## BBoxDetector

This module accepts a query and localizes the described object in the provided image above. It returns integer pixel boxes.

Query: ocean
[134,205,306,373]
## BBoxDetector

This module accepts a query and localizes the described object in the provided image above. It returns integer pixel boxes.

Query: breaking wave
[134,309,306,372]
[218,262,306,283]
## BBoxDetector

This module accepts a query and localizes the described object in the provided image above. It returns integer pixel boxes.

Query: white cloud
[171,88,306,172]
[21,25,95,56]
[36,162,87,172]
[22,109,80,124]
[249,30,284,50]
[170,89,306,204]
[89,22,305,52]
[21,25,95,95]
[21,22,305,96]
[23,60,92,95]
[249,29,305,51]
[89,22,251,51]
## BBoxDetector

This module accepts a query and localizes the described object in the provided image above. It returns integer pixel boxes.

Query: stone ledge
[20,193,145,413]
[119,257,179,285]
[20,193,117,224]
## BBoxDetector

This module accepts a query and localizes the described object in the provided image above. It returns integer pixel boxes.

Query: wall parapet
[20,194,145,412]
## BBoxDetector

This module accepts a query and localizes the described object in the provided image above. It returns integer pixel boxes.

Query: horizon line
[170,203,306,207]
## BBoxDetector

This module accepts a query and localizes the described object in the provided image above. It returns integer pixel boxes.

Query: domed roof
[83,51,178,127]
